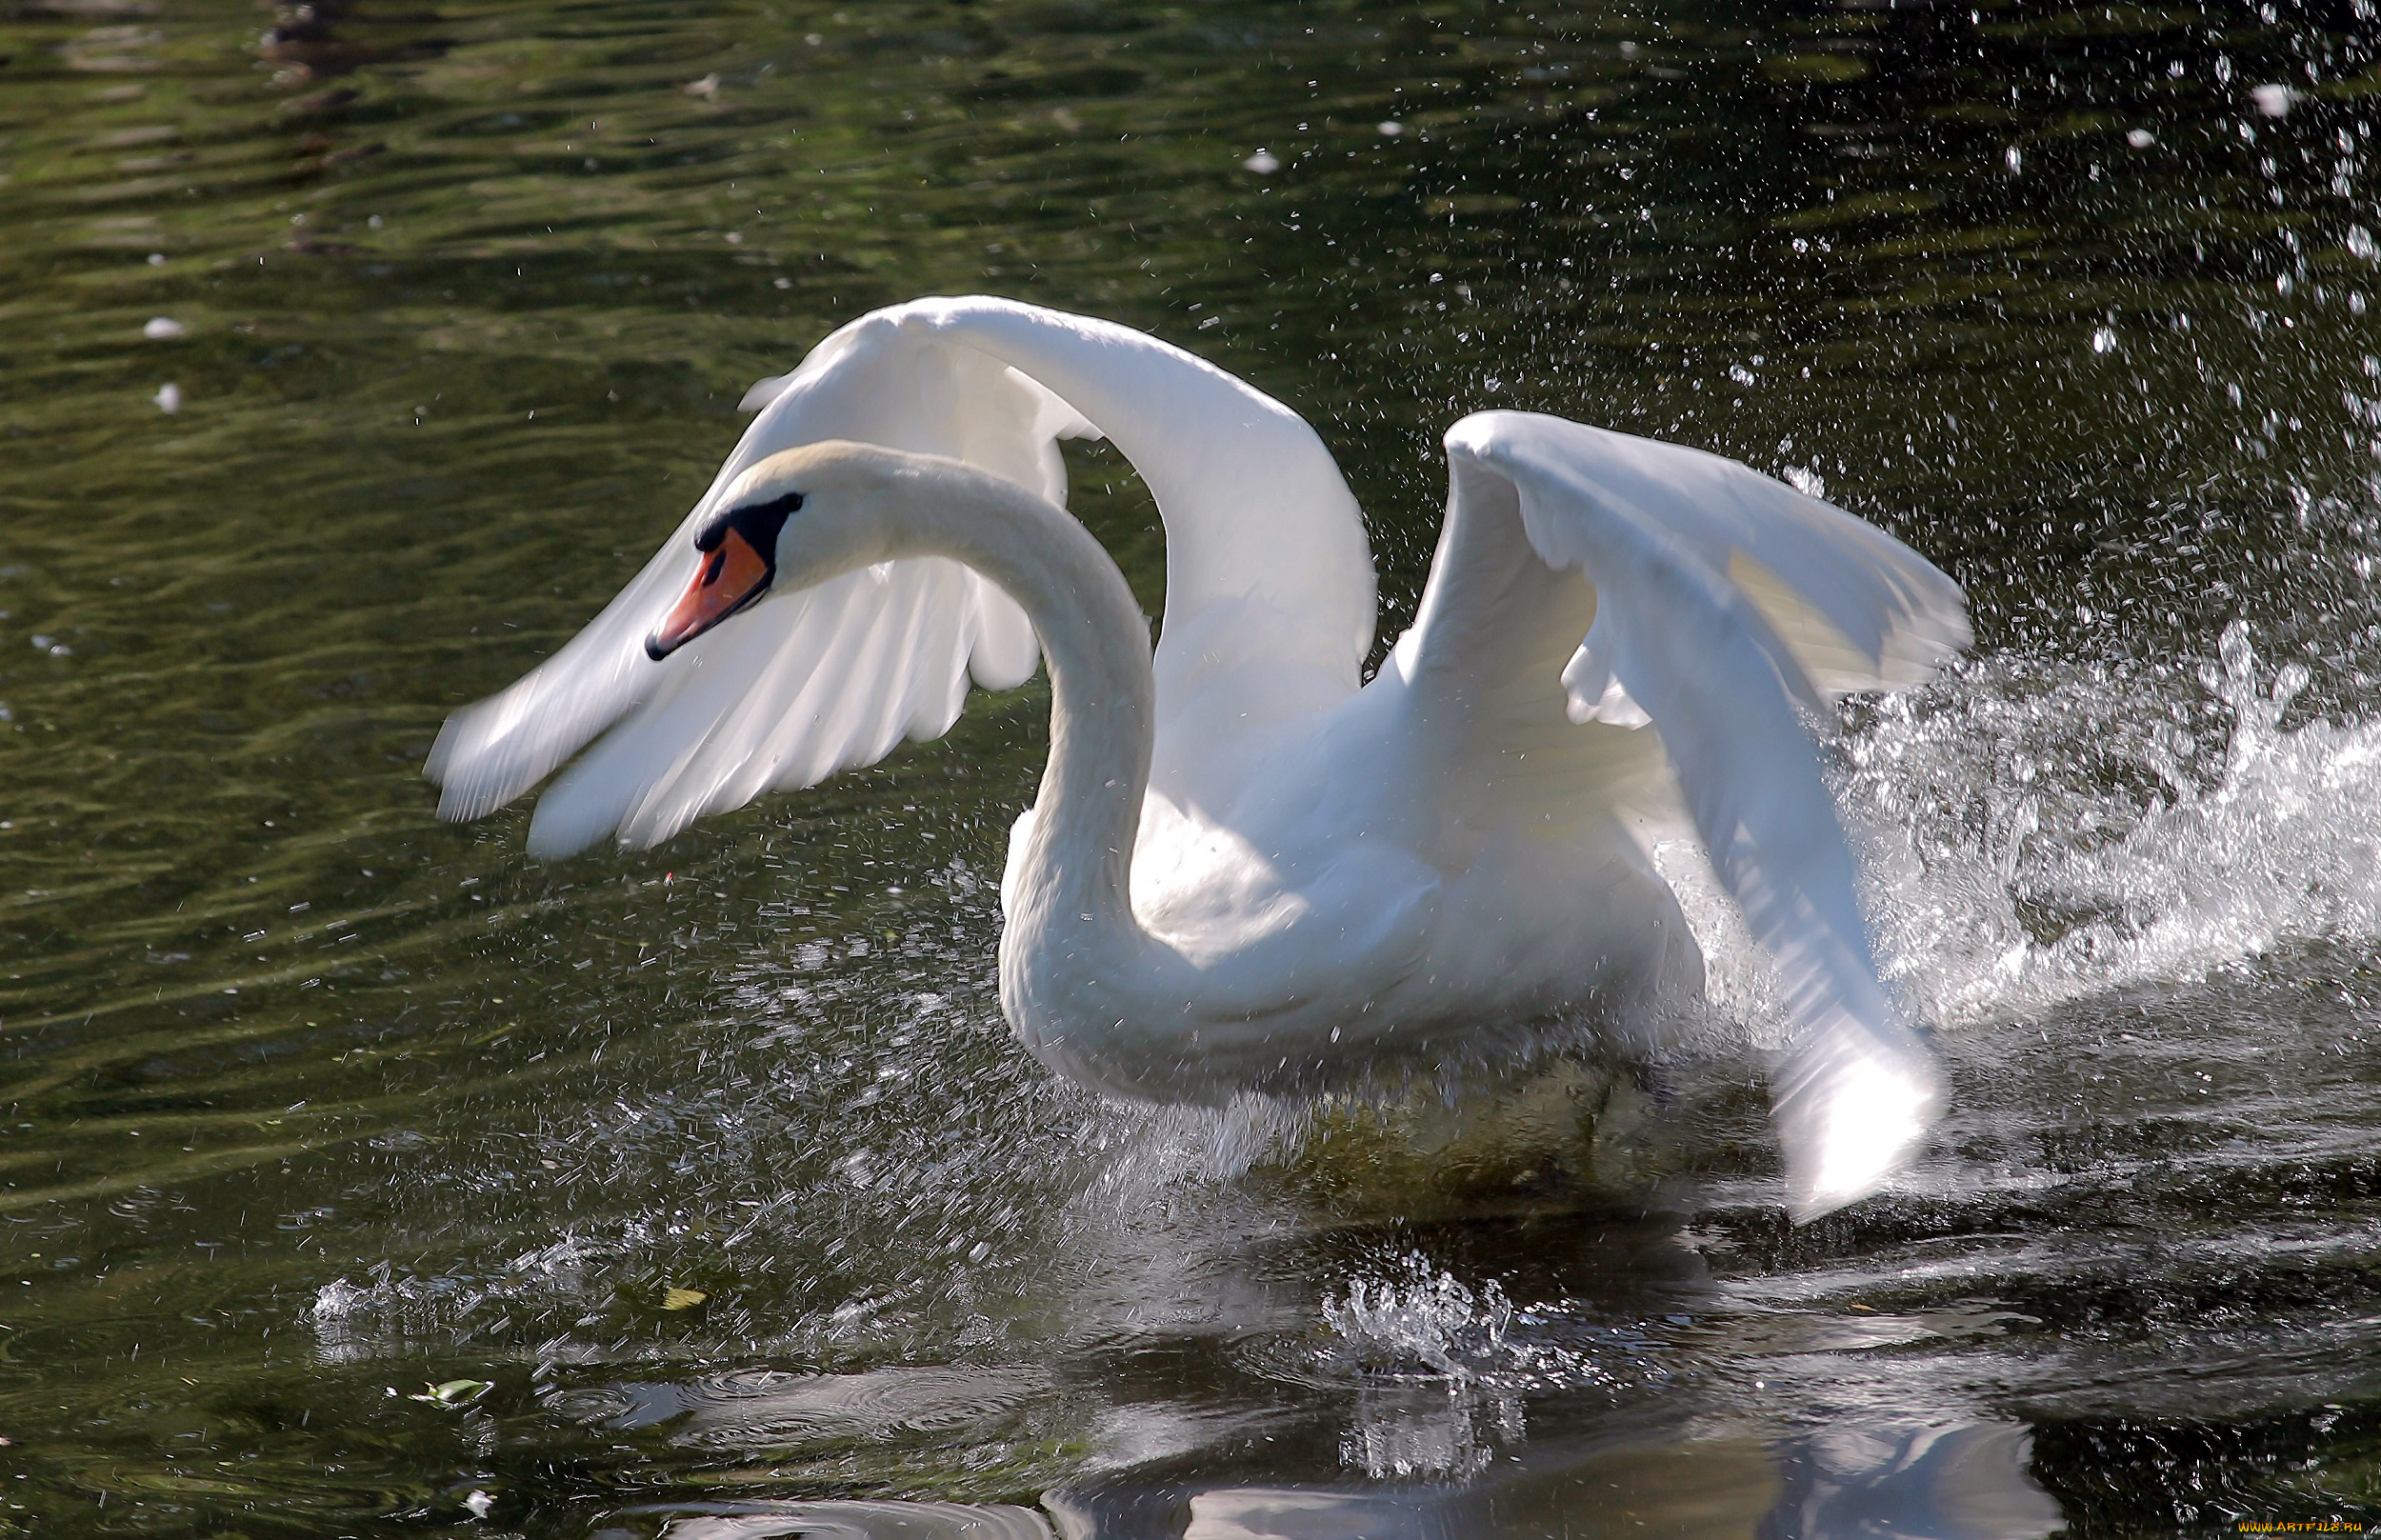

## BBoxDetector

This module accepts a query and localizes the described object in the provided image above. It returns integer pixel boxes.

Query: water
[0,0,2377,1533]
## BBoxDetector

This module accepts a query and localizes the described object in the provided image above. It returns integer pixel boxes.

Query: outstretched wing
[428,296,1372,854]
[1425,410,1967,1216]
[427,308,1069,855]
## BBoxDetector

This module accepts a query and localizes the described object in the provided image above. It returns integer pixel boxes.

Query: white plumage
[428,296,1970,1217]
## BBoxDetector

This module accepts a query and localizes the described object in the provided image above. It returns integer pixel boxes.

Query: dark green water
[2,0,2379,1534]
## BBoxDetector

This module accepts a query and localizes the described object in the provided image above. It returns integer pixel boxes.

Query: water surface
[2,0,2379,1534]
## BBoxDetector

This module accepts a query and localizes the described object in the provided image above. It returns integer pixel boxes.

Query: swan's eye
[694,490,804,555]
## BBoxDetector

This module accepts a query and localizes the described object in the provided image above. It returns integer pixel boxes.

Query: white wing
[428,296,1372,853]
[1435,411,1966,1217]
[888,299,1375,770]
[426,307,1068,854]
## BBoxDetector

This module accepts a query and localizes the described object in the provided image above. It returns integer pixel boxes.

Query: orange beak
[647,526,771,660]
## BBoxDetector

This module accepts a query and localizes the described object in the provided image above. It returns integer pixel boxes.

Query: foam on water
[1665,622,2381,1048]
[1866,620,2381,1024]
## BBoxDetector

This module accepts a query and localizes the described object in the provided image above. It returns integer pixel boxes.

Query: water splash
[1849,620,2381,1029]
[1321,1270,1664,1389]
[1067,1092,1310,1228]
[1662,622,2381,1050]
[1316,1254,1522,1478]
[308,1236,609,1364]
[1321,1252,1512,1381]
[1314,1254,1688,1478]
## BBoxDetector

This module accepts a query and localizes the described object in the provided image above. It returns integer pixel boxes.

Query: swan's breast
[1130,792,1440,1014]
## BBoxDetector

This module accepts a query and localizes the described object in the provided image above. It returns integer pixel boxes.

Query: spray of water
[1321,1252,1514,1380]
[1659,620,2381,1050]
[1852,619,2381,1029]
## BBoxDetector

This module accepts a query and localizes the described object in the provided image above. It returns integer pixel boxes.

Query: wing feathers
[1487,418,1969,699]
[523,559,988,857]
[1446,411,1955,1215]
[430,305,1085,854]
[430,295,1376,853]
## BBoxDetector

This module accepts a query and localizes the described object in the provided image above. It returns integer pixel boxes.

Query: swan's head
[645,440,917,660]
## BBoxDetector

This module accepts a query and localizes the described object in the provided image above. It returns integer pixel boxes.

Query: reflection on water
[575,1364,1052,1450]
[1762,1421,2062,1540]
[596,1415,2059,1538]
[640,1503,1053,1540]
[1058,1419,2057,1539]
[1,0,2378,1532]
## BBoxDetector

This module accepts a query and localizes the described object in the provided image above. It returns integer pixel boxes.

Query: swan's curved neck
[890,466,1152,952]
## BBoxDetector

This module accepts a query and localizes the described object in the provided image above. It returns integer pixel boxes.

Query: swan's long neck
[884,463,1153,968]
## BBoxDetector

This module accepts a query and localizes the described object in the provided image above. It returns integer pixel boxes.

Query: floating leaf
[409,1378,491,1406]
[662,1287,710,1311]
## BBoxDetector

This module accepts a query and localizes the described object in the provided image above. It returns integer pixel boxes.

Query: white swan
[427,296,1969,1217]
